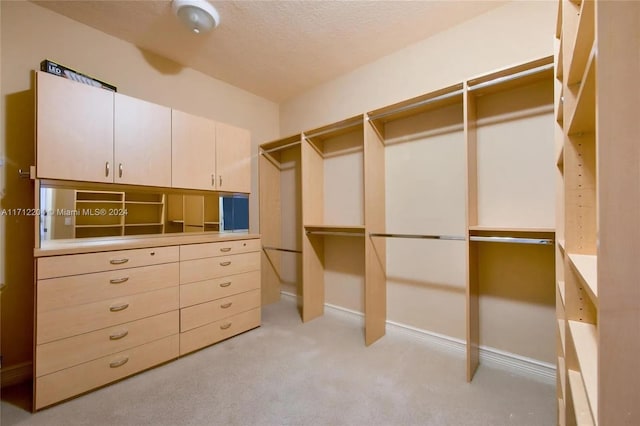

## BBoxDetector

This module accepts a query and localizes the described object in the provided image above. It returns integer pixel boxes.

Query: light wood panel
[179,308,260,355]
[36,287,178,344]
[37,262,179,312]
[216,122,251,193]
[171,109,216,191]
[259,151,283,305]
[37,246,179,279]
[35,334,179,409]
[301,136,325,322]
[36,311,178,377]
[36,72,114,183]
[114,94,171,187]
[364,118,386,345]
[179,238,260,261]
[180,289,260,331]
[180,270,260,308]
[464,83,479,380]
[596,2,640,424]
[179,252,260,284]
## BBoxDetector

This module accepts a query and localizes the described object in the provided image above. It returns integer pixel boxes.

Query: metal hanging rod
[260,141,301,154]
[469,236,554,245]
[368,89,464,122]
[303,119,362,140]
[467,63,554,92]
[305,231,365,238]
[262,246,302,254]
[369,233,465,241]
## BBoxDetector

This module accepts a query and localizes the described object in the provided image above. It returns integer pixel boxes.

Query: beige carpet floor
[1,298,555,425]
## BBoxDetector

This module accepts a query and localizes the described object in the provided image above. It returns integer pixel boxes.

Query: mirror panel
[39,184,249,242]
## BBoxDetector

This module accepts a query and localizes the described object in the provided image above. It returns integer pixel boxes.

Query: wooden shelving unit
[124,192,165,235]
[557,1,640,424]
[259,134,303,305]
[301,116,367,324]
[465,57,556,381]
[166,193,218,233]
[73,190,125,238]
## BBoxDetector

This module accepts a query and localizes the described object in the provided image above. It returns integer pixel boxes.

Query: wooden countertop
[35,232,261,257]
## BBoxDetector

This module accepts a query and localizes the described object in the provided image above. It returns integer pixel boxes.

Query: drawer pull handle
[109,357,129,368]
[110,258,129,265]
[220,322,232,330]
[110,303,129,312]
[220,302,233,309]
[220,247,232,252]
[220,261,231,266]
[109,277,129,284]
[109,330,129,340]
[219,282,232,288]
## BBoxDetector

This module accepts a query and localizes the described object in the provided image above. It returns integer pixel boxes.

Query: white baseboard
[1,361,32,388]
[280,291,555,384]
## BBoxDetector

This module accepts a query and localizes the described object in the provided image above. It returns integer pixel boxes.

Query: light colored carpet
[1,298,555,425]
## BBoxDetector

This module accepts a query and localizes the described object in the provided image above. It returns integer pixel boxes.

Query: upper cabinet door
[171,110,216,191]
[114,94,171,187]
[215,122,251,193]
[36,72,114,183]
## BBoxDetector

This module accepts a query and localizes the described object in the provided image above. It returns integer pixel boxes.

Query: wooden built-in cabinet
[555,1,639,424]
[216,122,251,193]
[171,109,217,191]
[172,111,251,193]
[36,71,252,194]
[114,94,172,187]
[34,235,261,410]
[36,71,114,183]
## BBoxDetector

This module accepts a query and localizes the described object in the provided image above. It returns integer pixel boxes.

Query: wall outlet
[64,217,72,226]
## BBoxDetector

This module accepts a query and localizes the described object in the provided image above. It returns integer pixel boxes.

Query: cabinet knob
[110,258,129,265]
[109,357,129,368]
[118,163,123,178]
[109,330,129,340]
[211,174,215,187]
[109,303,129,312]
[220,247,231,252]
[219,261,231,267]
[220,302,233,309]
[220,322,232,330]
[109,277,129,284]
[105,161,110,177]
[219,282,232,288]
[219,175,223,187]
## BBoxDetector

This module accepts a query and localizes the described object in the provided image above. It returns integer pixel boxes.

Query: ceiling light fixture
[172,0,220,34]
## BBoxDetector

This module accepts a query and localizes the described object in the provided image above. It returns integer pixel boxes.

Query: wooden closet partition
[259,135,303,306]
[259,56,559,378]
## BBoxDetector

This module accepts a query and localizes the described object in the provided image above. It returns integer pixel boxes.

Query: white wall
[280,1,556,134]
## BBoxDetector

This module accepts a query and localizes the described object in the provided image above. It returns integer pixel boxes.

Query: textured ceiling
[32,1,506,102]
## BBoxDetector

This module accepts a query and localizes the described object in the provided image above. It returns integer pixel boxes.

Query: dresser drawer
[35,334,179,410]
[180,238,260,261]
[37,246,179,279]
[180,251,260,285]
[38,262,179,312]
[180,270,260,308]
[36,311,178,377]
[180,289,260,332]
[37,287,179,344]
[180,308,260,356]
